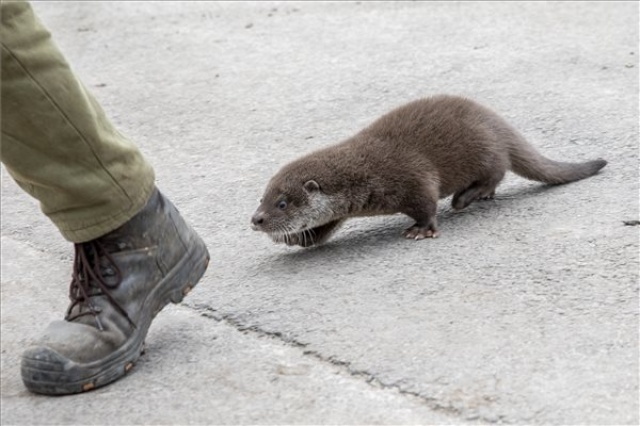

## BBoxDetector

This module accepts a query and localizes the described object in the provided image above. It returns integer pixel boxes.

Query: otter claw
[403,227,439,240]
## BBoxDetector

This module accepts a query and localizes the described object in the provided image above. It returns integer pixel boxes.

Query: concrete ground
[1,2,638,425]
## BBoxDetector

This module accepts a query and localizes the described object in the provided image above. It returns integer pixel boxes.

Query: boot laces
[66,241,136,331]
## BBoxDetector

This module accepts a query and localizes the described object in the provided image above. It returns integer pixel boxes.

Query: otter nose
[251,212,265,228]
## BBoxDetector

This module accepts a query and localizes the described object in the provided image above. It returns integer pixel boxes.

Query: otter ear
[303,180,320,193]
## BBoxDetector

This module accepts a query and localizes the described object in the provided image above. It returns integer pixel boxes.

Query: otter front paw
[403,225,439,240]
[283,232,317,247]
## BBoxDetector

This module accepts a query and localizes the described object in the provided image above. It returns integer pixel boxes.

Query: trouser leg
[0,0,155,243]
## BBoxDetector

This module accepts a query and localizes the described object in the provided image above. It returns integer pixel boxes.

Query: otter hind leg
[452,170,505,210]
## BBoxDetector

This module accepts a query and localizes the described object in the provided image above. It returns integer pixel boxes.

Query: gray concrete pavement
[1,2,638,425]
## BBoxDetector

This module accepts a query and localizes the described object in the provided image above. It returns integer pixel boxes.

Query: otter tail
[507,135,607,184]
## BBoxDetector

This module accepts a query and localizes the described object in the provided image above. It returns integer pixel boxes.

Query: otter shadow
[259,182,575,267]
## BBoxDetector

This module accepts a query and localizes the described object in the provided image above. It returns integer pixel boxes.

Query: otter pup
[251,95,607,247]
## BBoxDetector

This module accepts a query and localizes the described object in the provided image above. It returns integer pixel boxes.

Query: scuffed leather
[31,188,191,363]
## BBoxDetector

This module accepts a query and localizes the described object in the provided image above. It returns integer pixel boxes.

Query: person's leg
[1,0,154,242]
[1,1,210,395]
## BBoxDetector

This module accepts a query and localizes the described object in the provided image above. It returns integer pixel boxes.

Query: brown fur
[251,95,607,246]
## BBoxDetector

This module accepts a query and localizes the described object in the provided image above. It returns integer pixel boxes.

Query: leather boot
[20,188,210,395]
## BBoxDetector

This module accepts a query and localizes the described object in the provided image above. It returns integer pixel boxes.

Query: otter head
[251,178,334,245]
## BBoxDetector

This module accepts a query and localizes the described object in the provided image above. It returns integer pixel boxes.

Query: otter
[251,95,607,247]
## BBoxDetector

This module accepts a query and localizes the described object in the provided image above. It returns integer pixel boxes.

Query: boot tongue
[65,242,134,331]
[93,238,135,254]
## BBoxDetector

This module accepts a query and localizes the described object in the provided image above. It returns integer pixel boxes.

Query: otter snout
[251,211,266,231]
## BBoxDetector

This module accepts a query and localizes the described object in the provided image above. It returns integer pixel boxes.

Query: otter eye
[277,200,287,210]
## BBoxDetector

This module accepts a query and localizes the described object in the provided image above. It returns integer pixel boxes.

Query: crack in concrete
[1,233,511,424]
[184,302,510,424]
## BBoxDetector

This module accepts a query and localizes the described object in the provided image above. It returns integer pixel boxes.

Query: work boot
[20,188,210,395]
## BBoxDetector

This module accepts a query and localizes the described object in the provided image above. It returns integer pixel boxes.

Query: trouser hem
[56,179,156,243]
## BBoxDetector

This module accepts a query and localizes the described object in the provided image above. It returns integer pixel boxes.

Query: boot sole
[20,234,210,395]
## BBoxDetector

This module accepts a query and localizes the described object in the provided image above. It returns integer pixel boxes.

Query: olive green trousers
[1,1,155,242]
